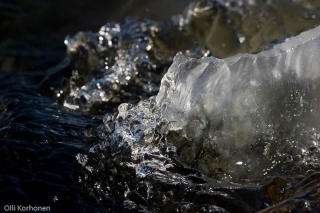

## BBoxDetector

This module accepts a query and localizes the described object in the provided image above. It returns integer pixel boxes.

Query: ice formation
[62,20,162,112]
[57,0,320,114]
[75,1,320,181]
[62,18,205,113]
[157,25,320,178]
[84,25,320,180]
[84,24,320,181]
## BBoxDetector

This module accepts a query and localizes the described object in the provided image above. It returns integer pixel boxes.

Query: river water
[2,0,320,212]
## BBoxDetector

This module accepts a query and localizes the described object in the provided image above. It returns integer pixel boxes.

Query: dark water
[0,0,193,73]
[2,0,320,212]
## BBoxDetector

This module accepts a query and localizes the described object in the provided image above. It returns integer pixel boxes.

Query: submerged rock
[182,0,320,58]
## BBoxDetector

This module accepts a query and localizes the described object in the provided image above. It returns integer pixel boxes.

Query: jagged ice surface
[156,25,320,179]
[62,18,206,113]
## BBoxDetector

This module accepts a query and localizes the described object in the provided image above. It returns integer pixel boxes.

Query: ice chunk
[62,18,206,113]
[108,96,161,150]
[156,25,320,179]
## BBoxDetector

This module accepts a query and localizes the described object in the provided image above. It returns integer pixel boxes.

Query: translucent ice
[156,25,320,179]
[80,2,320,181]
[62,18,206,113]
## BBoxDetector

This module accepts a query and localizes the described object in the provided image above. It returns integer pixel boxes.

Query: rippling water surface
[2,0,320,212]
